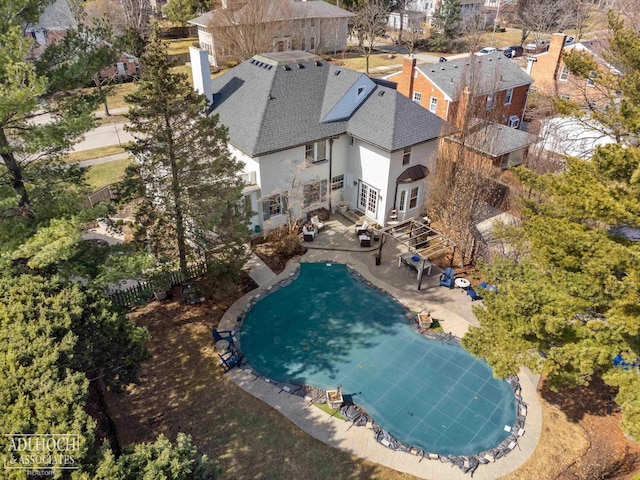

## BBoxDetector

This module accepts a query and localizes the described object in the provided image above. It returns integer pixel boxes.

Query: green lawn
[104,82,138,111]
[164,37,198,56]
[331,52,403,71]
[85,158,132,189]
[67,146,127,163]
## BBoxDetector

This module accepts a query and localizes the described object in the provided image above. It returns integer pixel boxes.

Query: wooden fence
[109,262,208,308]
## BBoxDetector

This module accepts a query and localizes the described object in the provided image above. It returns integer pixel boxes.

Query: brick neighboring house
[388,53,536,186]
[25,0,77,59]
[188,0,354,68]
[386,53,533,129]
[526,33,621,107]
[189,49,444,230]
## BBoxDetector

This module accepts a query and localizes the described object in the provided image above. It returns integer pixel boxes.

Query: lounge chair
[212,329,234,343]
[466,286,483,301]
[302,225,316,242]
[355,220,369,236]
[218,350,241,372]
[439,267,455,288]
[310,215,325,231]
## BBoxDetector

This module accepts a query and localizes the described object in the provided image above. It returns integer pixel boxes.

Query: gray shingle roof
[448,121,537,156]
[189,0,353,27]
[209,51,444,156]
[27,0,76,31]
[417,53,533,100]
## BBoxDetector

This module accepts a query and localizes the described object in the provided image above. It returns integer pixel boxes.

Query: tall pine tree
[125,31,251,276]
[462,12,640,440]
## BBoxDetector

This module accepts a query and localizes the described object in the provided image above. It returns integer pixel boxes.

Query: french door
[358,181,378,218]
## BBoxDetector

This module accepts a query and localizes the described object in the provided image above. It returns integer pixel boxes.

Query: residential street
[71,119,134,152]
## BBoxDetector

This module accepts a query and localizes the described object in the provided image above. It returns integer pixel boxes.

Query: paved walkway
[232,217,542,479]
[245,251,277,287]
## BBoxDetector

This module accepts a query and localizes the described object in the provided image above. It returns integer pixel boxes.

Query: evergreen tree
[0,275,149,475]
[0,0,101,253]
[88,434,221,479]
[462,12,640,440]
[124,31,251,276]
[429,0,461,52]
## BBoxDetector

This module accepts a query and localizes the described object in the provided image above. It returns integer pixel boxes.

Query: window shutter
[282,193,288,214]
[262,200,270,221]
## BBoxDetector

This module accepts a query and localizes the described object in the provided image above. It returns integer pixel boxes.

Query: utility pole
[491,0,501,46]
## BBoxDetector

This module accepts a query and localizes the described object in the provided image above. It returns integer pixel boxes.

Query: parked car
[503,45,524,58]
[476,46,498,56]
[525,40,549,52]
[564,36,575,46]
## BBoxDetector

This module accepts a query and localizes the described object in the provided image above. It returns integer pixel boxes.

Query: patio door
[358,181,378,218]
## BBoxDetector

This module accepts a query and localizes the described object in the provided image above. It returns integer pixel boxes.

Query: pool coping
[219,255,542,479]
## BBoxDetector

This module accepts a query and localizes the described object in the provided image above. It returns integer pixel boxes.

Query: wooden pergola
[376,219,457,290]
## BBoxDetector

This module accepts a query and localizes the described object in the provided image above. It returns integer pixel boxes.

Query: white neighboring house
[189,49,444,233]
[389,0,485,29]
[536,117,616,160]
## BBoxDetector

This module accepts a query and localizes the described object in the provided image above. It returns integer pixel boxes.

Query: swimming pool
[240,262,516,455]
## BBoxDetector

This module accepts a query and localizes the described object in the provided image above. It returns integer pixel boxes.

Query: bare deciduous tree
[461,12,488,54]
[428,63,512,265]
[353,0,390,74]
[516,0,569,45]
[212,0,295,63]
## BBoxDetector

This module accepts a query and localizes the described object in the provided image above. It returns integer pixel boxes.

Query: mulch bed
[542,377,640,480]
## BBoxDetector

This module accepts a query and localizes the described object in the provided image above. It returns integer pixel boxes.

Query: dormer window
[357,86,365,98]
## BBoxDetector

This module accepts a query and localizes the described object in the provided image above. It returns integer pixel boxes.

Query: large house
[388,54,536,175]
[188,0,353,68]
[388,0,485,31]
[190,49,444,232]
[527,33,621,108]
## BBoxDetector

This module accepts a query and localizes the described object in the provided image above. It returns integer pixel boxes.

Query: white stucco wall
[389,140,438,223]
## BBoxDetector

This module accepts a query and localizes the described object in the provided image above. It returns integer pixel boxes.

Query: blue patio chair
[439,267,455,288]
[218,350,241,372]
[466,286,483,301]
[479,281,499,293]
[211,329,234,343]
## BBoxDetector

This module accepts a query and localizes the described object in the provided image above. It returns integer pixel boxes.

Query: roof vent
[441,67,445,70]
[500,75,505,81]
[258,62,264,67]
[250,59,256,65]
[315,60,322,66]
[297,63,305,69]
[454,65,458,68]
[283,65,291,71]
[334,70,341,75]
[430,69,435,72]
[450,78,454,83]
[378,90,385,96]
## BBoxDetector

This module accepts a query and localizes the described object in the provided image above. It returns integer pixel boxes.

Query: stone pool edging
[222,261,530,477]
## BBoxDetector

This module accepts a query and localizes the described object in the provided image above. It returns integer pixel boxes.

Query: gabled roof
[26,0,76,31]
[416,53,533,100]
[209,51,444,156]
[189,0,353,28]
[448,120,537,157]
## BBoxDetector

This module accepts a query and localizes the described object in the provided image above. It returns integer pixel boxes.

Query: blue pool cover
[241,262,516,455]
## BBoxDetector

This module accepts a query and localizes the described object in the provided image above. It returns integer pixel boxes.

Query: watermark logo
[3,434,80,474]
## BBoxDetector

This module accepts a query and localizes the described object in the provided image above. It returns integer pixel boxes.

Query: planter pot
[326,389,343,409]
[418,313,432,329]
[337,204,348,214]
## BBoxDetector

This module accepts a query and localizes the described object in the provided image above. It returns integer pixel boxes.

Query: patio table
[454,278,470,289]
[398,252,433,282]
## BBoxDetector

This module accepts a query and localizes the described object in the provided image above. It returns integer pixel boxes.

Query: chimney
[189,46,213,104]
[397,55,417,99]
[455,86,472,132]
